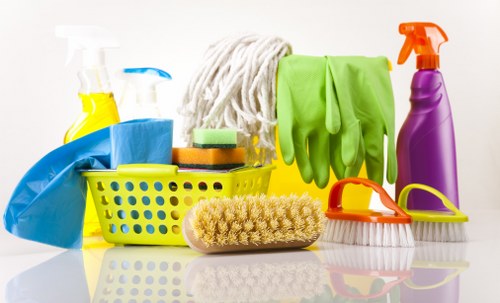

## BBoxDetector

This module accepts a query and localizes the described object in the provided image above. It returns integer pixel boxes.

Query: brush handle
[328,177,410,218]
[398,183,461,214]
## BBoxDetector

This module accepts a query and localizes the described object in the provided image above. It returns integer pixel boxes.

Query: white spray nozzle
[55,25,119,67]
[121,67,172,104]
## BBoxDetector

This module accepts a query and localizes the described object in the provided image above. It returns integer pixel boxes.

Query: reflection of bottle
[395,22,459,211]
[56,25,121,143]
[400,243,469,303]
[118,67,172,121]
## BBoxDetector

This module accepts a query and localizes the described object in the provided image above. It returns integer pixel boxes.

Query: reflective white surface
[1,210,499,302]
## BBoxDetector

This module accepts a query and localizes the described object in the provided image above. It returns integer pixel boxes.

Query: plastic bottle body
[64,67,120,143]
[395,69,459,211]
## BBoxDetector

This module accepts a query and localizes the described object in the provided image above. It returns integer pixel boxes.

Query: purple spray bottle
[395,22,460,211]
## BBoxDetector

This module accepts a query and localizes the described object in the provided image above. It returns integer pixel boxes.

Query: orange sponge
[172,147,246,169]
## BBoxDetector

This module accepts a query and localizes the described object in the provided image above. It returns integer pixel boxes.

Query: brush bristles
[190,261,326,302]
[190,194,325,247]
[320,243,415,272]
[320,220,415,248]
[412,221,467,242]
[414,242,468,262]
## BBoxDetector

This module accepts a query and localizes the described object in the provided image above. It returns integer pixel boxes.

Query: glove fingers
[293,132,314,184]
[309,132,330,189]
[341,120,362,167]
[325,63,341,134]
[385,136,398,184]
[276,67,295,165]
[344,137,365,178]
[329,134,346,181]
[364,128,385,185]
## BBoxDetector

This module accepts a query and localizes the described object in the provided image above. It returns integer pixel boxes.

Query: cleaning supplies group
[3,22,467,252]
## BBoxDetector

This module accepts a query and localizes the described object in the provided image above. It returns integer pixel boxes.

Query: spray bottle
[55,25,121,143]
[395,22,460,211]
[118,67,172,121]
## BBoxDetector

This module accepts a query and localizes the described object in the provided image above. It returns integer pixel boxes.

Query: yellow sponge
[172,147,245,169]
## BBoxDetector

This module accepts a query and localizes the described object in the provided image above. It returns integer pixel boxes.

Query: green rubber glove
[277,55,360,188]
[326,56,397,184]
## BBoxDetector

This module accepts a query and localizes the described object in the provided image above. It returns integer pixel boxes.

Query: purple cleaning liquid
[396,69,460,211]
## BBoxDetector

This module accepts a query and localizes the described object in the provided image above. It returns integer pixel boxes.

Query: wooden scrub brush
[182,193,325,253]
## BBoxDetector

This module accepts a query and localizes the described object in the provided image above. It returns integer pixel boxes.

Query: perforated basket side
[84,165,274,246]
[93,246,195,303]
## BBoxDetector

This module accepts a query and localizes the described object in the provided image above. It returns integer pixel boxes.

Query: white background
[0,0,499,243]
[0,2,500,302]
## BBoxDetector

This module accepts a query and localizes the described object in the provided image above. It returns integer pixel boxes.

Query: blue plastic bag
[3,119,173,249]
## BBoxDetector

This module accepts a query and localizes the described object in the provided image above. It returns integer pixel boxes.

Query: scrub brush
[182,193,325,253]
[398,184,468,242]
[320,178,414,247]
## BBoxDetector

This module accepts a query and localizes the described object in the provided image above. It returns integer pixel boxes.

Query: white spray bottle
[118,67,172,121]
[55,25,121,143]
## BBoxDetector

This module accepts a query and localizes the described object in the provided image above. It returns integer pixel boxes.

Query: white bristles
[319,220,415,248]
[414,242,468,262]
[320,243,415,272]
[412,221,467,242]
[189,260,327,302]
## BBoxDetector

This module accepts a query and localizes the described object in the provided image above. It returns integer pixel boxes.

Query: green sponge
[192,128,238,148]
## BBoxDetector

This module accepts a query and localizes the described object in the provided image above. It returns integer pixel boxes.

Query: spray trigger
[397,22,448,69]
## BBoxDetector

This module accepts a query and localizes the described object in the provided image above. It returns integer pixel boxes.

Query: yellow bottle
[56,26,121,236]
[64,92,120,143]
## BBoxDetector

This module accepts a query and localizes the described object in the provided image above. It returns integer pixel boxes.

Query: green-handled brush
[398,184,468,242]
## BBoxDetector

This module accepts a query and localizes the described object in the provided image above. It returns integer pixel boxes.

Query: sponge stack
[192,128,238,148]
[173,128,245,170]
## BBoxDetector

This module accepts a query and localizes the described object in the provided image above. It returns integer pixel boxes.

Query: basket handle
[116,164,179,177]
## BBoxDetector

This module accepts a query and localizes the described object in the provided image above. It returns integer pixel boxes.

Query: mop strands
[179,34,292,165]
[398,184,468,242]
[320,178,414,247]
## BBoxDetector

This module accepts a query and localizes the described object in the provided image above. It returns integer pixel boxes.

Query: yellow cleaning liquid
[64,93,120,143]
[65,92,120,237]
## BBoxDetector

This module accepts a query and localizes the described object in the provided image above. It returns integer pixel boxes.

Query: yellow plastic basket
[83,164,274,246]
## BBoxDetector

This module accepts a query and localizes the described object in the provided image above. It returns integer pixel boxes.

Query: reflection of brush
[320,242,414,301]
[401,243,469,302]
[320,178,414,247]
[184,251,330,302]
[183,193,325,253]
[398,184,468,242]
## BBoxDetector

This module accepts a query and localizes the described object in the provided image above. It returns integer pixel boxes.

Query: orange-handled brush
[320,178,414,247]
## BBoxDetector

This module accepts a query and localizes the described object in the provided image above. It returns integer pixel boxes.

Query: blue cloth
[3,119,173,249]
[110,119,173,168]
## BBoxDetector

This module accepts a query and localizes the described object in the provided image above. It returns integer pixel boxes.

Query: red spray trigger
[397,22,448,69]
